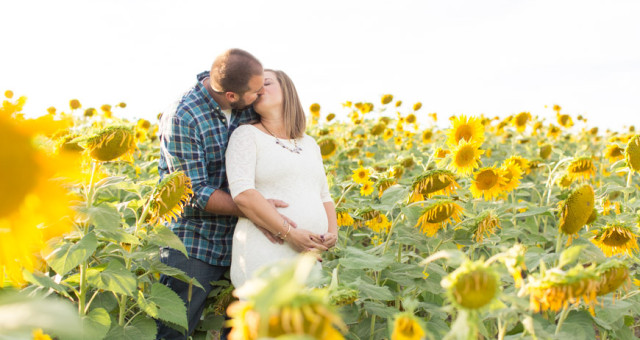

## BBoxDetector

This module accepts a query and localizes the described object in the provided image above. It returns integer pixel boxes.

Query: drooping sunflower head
[470,166,507,201]
[391,312,426,340]
[527,265,599,313]
[448,139,484,176]
[84,126,136,162]
[591,223,639,257]
[442,260,499,310]
[499,162,523,193]
[149,171,194,224]
[353,209,380,230]
[411,169,460,199]
[446,114,485,146]
[625,134,640,172]
[595,260,631,296]
[471,211,501,243]
[539,143,553,159]
[604,144,624,163]
[557,113,574,128]
[414,200,464,236]
[317,137,338,160]
[558,184,594,235]
[512,112,531,132]
[381,94,393,105]
[377,177,397,198]
[55,133,85,154]
[567,156,596,182]
[370,122,386,136]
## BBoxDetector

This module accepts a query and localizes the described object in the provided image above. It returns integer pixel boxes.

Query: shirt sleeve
[226,126,257,199]
[313,137,333,203]
[160,112,215,210]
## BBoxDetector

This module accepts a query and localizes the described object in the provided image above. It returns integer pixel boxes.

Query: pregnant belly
[275,196,328,235]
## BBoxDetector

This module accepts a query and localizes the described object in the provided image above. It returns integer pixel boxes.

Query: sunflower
[414,200,463,236]
[390,165,404,179]
[566,157,596,181]
[504,155,530,175]
[413,102,422,111]
[421,129,433,144]
[391,313,425,340]
[591,223,639,257]
[604,144,624,163]
[625,134,640,172]
[527,265,599,313]
[395,100,402,107]
[405,113,417,124]
[557,113,574,128]
[548,124,561,139]
[370,122,386,136]
[512,112,531,132]
[448,140,484,176]
[446,114,485,146]
[503,244,527,288]
[360,180,375,196]
[558,184,594,236]
[377,177,397,198]
[499,162,522,193]
[539,143,553,159]
[149,171,194,224]
[309,103,321,118]
[0,114,76,285]
[442,260,499,310]
[556,173,573,189]
[365,213,391,233]
[32,329,52,340]
[351,166,371,184]
[470,167,507,201]
[472,211,501,243]
[434,147,450,159]
[381,94,393,105]
[595,261,630,296]
[382,128,394,141]
[83,126,136,162]
[326,113,335,122]
[410,169,459,199]
[336,209,354,227]
[69,99,81,110]
[317,137,338,160]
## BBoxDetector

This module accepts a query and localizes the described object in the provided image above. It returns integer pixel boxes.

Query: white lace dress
[225,125,332,288]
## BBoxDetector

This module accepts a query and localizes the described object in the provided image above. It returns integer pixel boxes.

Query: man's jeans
[156,248,231,340]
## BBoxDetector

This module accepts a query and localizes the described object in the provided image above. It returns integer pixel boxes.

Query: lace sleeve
[226,125,257,199]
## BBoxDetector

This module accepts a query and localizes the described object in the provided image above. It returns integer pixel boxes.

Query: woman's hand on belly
[285,228,328,253]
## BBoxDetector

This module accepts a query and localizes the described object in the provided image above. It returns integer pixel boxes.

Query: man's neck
[203,77,232,110]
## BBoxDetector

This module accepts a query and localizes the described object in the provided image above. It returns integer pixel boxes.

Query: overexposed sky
[2,0,639,130]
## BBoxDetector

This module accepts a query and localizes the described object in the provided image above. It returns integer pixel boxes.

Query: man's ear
[225,92,238,103]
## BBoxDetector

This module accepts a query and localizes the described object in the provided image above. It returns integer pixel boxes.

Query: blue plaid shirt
[158,71,258,266]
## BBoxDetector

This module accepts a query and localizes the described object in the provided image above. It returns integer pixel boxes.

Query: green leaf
[149,260,204,290]
[353,277,395,301]
[87,260,137,296]
[515,206,553,218]
[46,232,99,276]
[79,204,122,231]
[362,300,397,318]
[137,290,159,318]
[147,282,188,331]
[96,227,141,245]
[147,225,188,257]
[338,246,394,271]
[558,245,586,269]
[82,307,111,340]
[22,269,71,298]
[556,311,596,339]
[104,315,157,340]
[379,185,409,208]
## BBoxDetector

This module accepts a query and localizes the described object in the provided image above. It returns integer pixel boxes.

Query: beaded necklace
[260,122,303,154]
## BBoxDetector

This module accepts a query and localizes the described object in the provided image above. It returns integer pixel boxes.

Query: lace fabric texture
[225,125,332,287]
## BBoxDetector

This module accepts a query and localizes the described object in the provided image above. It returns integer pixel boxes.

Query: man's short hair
[210,49,263,94]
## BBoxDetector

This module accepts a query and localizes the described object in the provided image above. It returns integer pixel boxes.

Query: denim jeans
[156,248,231,340]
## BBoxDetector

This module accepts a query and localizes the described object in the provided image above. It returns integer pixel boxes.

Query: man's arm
[204,189,244,217]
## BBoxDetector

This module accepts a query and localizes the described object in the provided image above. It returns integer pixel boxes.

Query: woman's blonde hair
[265,69,306,139]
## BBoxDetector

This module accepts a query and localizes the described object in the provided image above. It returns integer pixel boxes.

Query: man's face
[230,74,265,109]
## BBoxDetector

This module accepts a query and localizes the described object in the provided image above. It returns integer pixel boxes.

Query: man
[157,49,291,339]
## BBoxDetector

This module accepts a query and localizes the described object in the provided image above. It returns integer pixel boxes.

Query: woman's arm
[321,201,338,248]
[234,189,328,252]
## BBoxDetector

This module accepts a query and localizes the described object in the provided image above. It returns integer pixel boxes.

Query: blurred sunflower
[381,94,393,105]
[446,114,485,147]
[470,166,506,201]
[595,261,630,297]
[604,144,624,163]
[527,265,598,313]
[317,137,338,160]
[83,126,136,162]
[336,209,354,227]
[539,143,553,159]
[365,213,391,233]
[391,313,425,340]
[625,134,640,172]
[413,102,422,111]
[447,140,484,176]
[377,177,397,198]
[548,124,561,139]
[591,223,639,257]
[472,211,501,243]
[421,129,433,144]
[556,173,573,189]
[512,112,531,132]
[414,200,463,236]
[360,180,374,196]
[557,113,574,128]
[499,162,522,193]
[69,99,81,110]
[504,155,530,175]
[442,260,499,310]
[566,157,596,182]
[148,171,194,224]
[503,244,527,288]
[558,184,594,236]
[382,128,394,141]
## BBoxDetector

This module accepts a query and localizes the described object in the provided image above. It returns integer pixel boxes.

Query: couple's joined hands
[254,199,337,253]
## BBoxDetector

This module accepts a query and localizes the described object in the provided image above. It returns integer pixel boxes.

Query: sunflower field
[2,89,640,340]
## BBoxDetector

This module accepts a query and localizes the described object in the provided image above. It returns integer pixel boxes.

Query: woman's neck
[260,115,287,138]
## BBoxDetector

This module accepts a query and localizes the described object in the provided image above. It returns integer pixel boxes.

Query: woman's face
[253,71,283,115]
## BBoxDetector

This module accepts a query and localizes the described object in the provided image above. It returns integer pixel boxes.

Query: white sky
[2,0,639,131]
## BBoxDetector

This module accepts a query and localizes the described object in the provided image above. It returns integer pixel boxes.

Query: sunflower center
[424,176,451,194]
[0,122,39,218]
[601,228,632,247]
[455,145,475,165]
[476,170,499,190]
[455,125,474,143]
[320,140,337,155]
[426,204,454,223]
[453,270,497,309]
[515,114,528,126]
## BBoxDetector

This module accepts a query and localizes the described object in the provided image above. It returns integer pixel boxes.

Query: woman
[225,69,338,288]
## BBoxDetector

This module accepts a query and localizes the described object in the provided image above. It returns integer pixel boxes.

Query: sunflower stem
[497,316,506,340]
[555,232,563,259]
[79,162,100,317]
[624,169,633,205]
[335,183,356,209]
[554,305,570,335]
[383,212,403,254]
